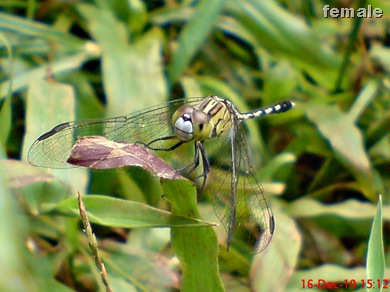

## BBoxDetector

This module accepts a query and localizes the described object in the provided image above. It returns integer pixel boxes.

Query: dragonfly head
[172,105,213,142]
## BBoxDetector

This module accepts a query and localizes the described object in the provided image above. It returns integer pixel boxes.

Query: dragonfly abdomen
[238,100,295,121]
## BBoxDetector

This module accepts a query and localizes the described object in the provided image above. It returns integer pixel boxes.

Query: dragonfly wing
[206,118,274,253]
[234,125,274,253]
[27,98,204,168]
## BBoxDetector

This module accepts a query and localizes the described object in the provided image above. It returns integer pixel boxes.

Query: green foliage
[163,179,224,292]
[367,196,385,290]
[0,0,388,291]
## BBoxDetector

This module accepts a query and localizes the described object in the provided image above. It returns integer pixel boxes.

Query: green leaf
[348,80,379,123]
[77,4,167,116]
[162,179,224,292]
[23,80,88,193]
[0,34,12,145]
[168,0,225,83]
[251,205,301,291]
[287,198,390,220]
[0,52,92,100]
[104,244,177,290]
[367,195,385,291]
[128,0,149,33]
[0,157,36,291]
[258,152,296,181]
[0,93,11,146]
[306,102,376,200]
[232,0,339,89]
[43,195,212,228]
[0,12,84,49]
[0,159,57,188]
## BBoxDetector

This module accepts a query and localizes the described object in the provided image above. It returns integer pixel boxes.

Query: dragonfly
[28,95,294,253]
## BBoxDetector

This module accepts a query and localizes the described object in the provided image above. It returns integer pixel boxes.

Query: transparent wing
[28,98,204,168]
[204,116,274,254]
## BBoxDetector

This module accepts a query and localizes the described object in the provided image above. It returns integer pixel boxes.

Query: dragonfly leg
[136,136,184,151]
[139,137,210,194]
[176,140,201,174]
[175,141,209,194]
[196,142,210,193]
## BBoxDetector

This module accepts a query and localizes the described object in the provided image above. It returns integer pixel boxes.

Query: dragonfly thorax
[172,105,213,142]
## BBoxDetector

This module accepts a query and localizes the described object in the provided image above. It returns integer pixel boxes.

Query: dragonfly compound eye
[172,105,196,142]
[192,110,212,141]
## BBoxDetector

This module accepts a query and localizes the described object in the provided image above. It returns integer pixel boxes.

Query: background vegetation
[0,0,389,291]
